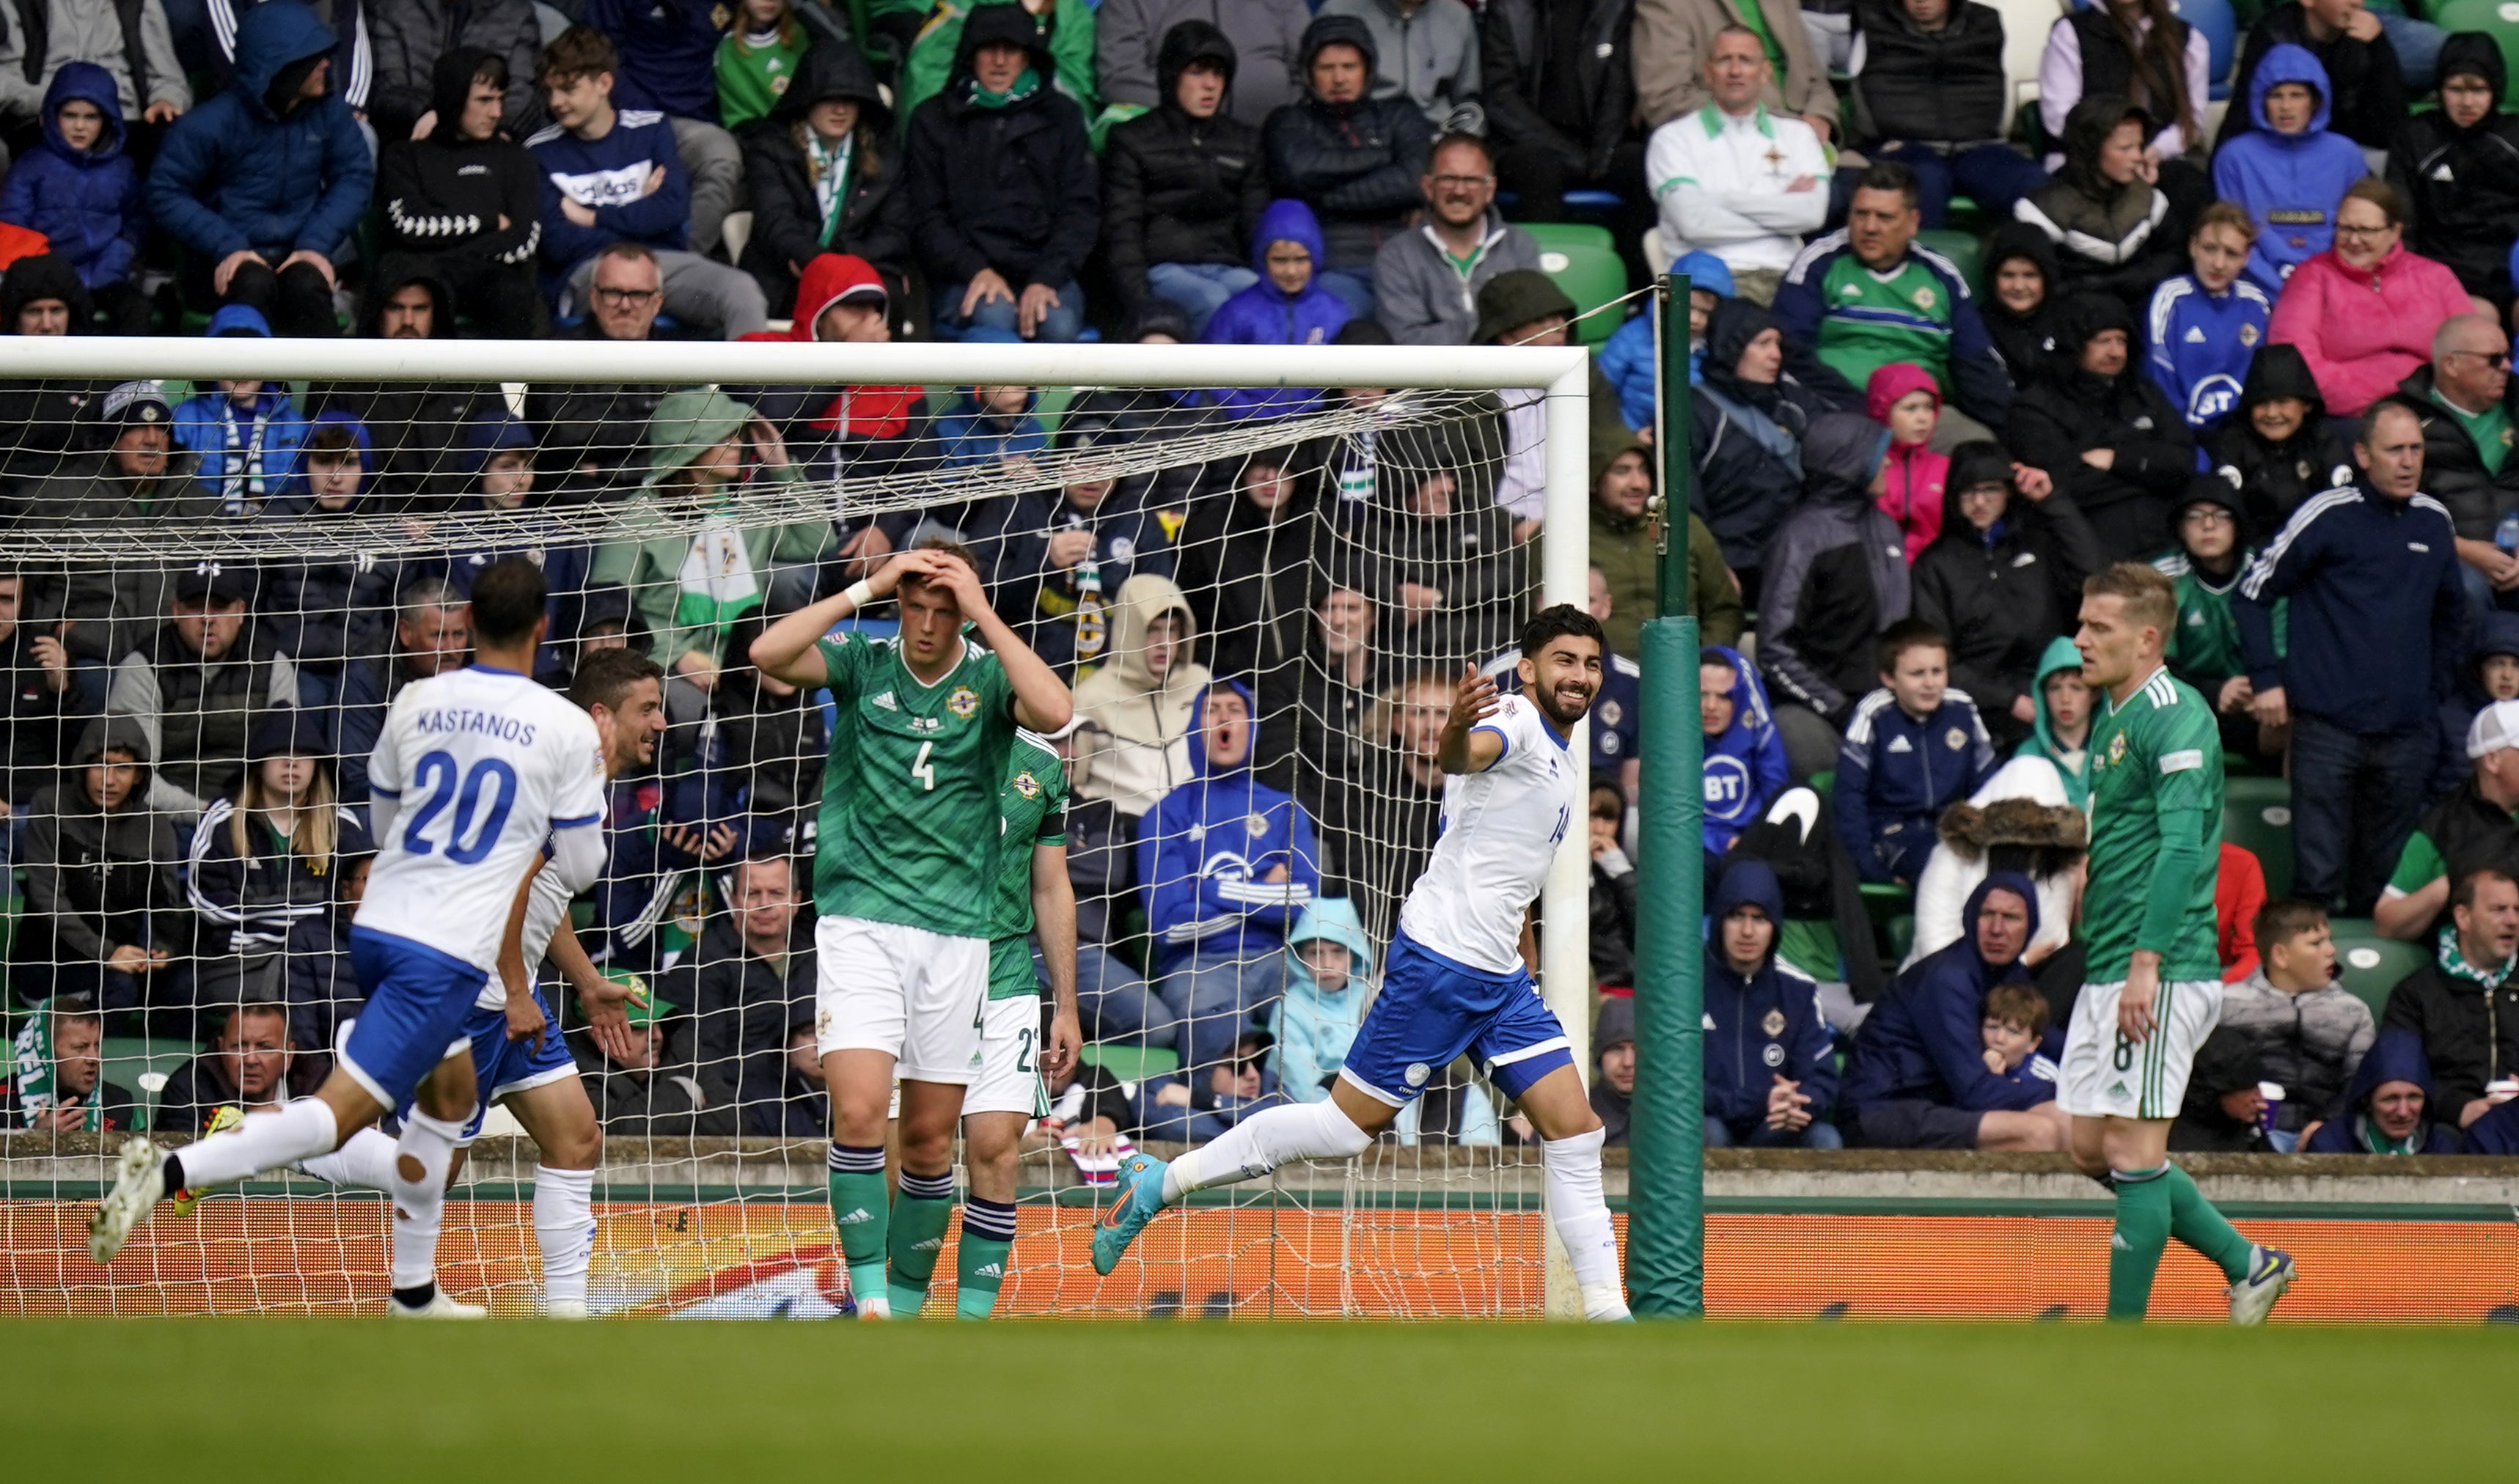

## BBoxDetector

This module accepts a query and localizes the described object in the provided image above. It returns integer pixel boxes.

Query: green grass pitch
[10,1318,2516,1477]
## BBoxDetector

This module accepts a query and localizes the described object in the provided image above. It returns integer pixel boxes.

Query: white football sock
[389,1112,464,1292]
[1162,1098,1373,1203]
[1542,1128,1629,1320]
[533,1165,598,1310]
[295,1125,397,1189]
[172,1098,338,1190]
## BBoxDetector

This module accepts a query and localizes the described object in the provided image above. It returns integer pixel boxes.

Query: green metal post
[1628,272,1705,1316]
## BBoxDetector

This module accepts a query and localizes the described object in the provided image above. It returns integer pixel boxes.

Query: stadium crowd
[3,0,2519,1164]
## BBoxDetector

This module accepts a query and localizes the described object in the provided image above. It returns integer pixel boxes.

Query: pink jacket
[2267,243,2474,416]
[1868,361,1947,560]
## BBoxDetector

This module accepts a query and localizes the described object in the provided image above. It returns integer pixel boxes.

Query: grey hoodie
[1317,0,1484,135]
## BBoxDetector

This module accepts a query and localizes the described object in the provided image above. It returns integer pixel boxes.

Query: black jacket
[2397,361,2519,544]
[2415,778,2519,917]
[21,716,185,970]
[0,621,75,808]
[2168,1025,2271,1152]
[1345,411,1525,668]
[902,4,1101,291]
[2003,295,2194,560]
[1980,224,2065,386]
[1849,0,2007,148]
[374,47,543,267]
[2388,33,2519,301]
[672,915,815,1131]
[2380,955,2519,1125]
[1690,298,1815,572]
[1478,0,1637,180]
[736,41,914,317]
[1102,19,1267,309]
[1910,442,2105,721]
[2017,96,2184,315]
[1261,13,1431,272]
[2223,4,2408,152]
[304,271,498,507]
[2206,342,2354,543]
[570,1026,738,1136]
[1170,477,1329,697]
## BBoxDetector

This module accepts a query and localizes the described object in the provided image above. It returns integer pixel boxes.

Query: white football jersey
[469,853,582,1013]
[1396,691,1581,974]
[356,665,607,974]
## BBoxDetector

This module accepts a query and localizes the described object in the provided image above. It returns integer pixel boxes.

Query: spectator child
[171,306,308,513]
[2218,896,2372,1148]
[2436,614,2519,798]
[1134,1028,1286,1142]
[733,41,914,321]
[2208,343,2354,540]
[2157,480,2284,761]
[1834,617,2000,884]
[1868,362,1946,561]
[714,0,810,131]
[1979,981,2060,1091]
[1202,198,1351,416]
[2388,34,2519,304]
[2269,178,2475,417]
[1912,444,2103,747]
[1981,223,2064,388]
[2302,1027,2461,1153]
[2017,636,2094,806]
[1270,898,1373,1101]
[263,415,394,694]
[18,716,186,1011]
[1600,249,1730,432]
[2145,204,2276,432]
[933,367,1048,474]
[2211,45,2369,287]
[0,63,146,331]
[2218,841,2271,982]
[2013,94,2182,314]
[1101,19,1267,337]
[374,48,547,335]
[1701,857,1841,1148]
[1702,643,1788,862]
[146,0,372,338]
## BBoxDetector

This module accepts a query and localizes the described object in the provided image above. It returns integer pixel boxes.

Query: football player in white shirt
[89,561,610,1268]
[1090,606,1632,1320]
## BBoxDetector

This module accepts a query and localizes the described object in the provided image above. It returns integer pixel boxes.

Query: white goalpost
[0,334,1602,1319]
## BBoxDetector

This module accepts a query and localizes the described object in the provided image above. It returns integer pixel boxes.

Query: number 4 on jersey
[911,741,936,792]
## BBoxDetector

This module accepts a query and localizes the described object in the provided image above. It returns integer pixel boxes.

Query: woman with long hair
[2037,0,2208,168]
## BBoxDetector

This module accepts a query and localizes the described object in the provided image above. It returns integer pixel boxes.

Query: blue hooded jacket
[172,306,311,507]
[2303,1026,2463,1153]
[1600,249,1735,431]
[1270,898,1375,1101]
[1203,199,1352,417]
[435,409,593,677]
[1702,643,1788,856]
[147,1,375,262]
[1841,871,2056,1116]
[1702,858,1838,1131]
[2460,1088,2519,1153]
[934,330,1050,469]
[2210,45,2370,287]
[1139,677,1324,975]
[0,63,146,290]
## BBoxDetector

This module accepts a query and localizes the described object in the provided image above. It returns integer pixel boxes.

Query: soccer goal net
[0,334,1605,1319]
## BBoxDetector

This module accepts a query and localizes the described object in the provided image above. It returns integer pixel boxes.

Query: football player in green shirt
[2063,562,2294,1323]
[751,542,1072,1318]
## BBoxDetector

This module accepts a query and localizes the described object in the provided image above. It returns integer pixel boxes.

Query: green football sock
[887,1169,957,1318]
[956,1195,1019,1320]
[2107,1166,2173,1321]
[2163,1164,2254,1282]
[827,1146,890,1310]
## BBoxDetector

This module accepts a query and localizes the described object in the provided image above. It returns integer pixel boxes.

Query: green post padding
[1629,270,1706,1317]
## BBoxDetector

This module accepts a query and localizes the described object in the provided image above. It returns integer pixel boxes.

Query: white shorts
[964,994,1049,1118]
[814,916,989,1084]
[2057,977,2223,1122]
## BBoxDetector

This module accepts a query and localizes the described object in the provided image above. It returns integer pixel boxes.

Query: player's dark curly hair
[467,559,548,646]
[1518,603,1604,658]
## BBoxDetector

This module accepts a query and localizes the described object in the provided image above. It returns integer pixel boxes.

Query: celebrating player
[1090,605,1630,1322]
[953,729,1085,1320]
[89,561,610,1268]
[749,541,1071,1318]
[2062,563,2294,1322]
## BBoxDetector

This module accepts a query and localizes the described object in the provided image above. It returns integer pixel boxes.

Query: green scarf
[2353,1112,2422,1155]
[2435,923,2512,991]
[967,65,1040,109]
[804,129,855,247]
[12,1014,102,1131]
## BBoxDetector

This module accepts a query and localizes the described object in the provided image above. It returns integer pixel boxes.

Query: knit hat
[640,389,755,488]
[1473,269,1577,346]
[174,561,252,605]
[98,379,172,430]
[1,251,89,326]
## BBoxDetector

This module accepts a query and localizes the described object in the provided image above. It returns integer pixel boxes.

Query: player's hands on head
[869,546,944,600]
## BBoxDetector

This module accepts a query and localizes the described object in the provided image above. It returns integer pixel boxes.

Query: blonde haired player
[2065,562,2293,1321]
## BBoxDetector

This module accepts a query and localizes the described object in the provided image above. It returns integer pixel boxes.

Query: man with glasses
[1644,25,1828,306]
[527,243,681,486]
[1371,133,1538,345]
[2397,313,2519,611]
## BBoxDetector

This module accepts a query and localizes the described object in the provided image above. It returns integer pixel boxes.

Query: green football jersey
[986,733,1069,1000]
[2082,665,2224,983]
[1814,252,1955,394]
[810,633,1019,938]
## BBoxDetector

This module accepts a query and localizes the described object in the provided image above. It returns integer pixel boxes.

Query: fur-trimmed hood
[1935,795,2089,857]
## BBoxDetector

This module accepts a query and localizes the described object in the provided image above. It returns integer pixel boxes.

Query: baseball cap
[2468,699,2519,758]
[173,562,251,606]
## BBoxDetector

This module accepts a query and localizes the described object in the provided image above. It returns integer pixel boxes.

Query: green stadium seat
[2222,776,2293,898]
[1915,229,1984,295]
[1524,222,1629,346]
[1886,914,1915,963]
[1777,918,1841,982]
[2427,0,2519,89]
[2326,921,2423,1018]
[1082,1043,1178,1082]
[96,1037,199,1131]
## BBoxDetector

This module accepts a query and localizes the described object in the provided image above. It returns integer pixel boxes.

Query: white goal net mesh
[0,342,1597,1318]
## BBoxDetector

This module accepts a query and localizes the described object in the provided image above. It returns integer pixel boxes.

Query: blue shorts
[400,982,578,1144]
[340,928,492,1111]
[1338,933,1574,1107]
